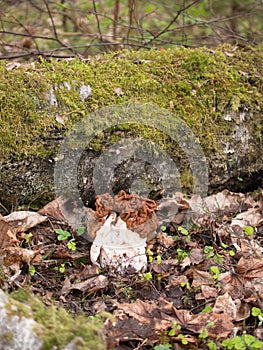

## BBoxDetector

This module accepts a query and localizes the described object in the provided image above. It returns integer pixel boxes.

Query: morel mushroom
[88,191,158,273]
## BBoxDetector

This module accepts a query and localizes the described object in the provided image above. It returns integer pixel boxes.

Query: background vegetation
[0,0,262,59]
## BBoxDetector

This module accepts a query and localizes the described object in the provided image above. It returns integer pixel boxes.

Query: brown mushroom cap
[92,190,158,239]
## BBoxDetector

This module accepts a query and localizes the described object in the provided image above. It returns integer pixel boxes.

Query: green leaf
[25,232,33,244]
[154,344,171,350]
[252,307,261,317]
[210,265,220,275]
[67,240,76,251]
[243,225,254,236]
[178,226,189,235]
[29,265,36,276]
[201,305,212,313]
[76,226,85,236]
[55,228,71,241]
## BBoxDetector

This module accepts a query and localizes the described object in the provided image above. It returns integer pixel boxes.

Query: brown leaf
[4,211,47,234]
[0,214,19,248]
[213,292,238,320]
[118,298,176,331]
[235,257,263,278]
[189,248,205,265]
[67,275,108,294]
[187,312,233,338]
[192,270,214,287]
[201,285,218,298]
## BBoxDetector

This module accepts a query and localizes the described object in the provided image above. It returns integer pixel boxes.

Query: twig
[143,0,202,47]
[92,0,108,53]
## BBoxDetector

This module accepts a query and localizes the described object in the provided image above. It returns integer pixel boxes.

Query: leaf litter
[0,188,263,349]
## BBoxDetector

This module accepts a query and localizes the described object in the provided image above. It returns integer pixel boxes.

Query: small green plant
[147,248,154,263]
[25,232,33,244]
[55,228,71,241]
[204,245,215,258]
[29,265,36,276]
[210,266,221,281]
[177,333,188,345]
[243,225,254,236]
[154,344,171,350]
[177,248,190,262]
[157,255,162,265]
[141,272,152,281]
[76,225,85,236]
[59,263,66,273]
[54,228,79,251]
[204,246,224,264]
[222,334,263,349]
[160,225,167,232]
[55,262,72,274]
[168,320,181,336]
[67,239,76,251]
[252,307,263,326]
[178,226,189,236]
[207,340,217,350]
[201,305,213,313]
[180,281,190,289]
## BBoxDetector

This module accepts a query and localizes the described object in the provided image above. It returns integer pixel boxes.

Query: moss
[0,44,262,164]
[10,288,106,350]
[2,332,14,342]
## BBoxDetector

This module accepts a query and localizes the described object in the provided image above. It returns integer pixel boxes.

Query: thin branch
[92,0,108,53]
[143,0,202,47]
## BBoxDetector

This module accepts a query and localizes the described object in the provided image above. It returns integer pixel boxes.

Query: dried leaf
[4,211,47,234]
[0,214,19,248]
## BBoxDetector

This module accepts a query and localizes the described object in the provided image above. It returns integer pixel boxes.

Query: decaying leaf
[4,211,47,234]
[0,214,19,248]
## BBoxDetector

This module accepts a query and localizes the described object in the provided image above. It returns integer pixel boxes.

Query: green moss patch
[10,289,106,350]
[0,44,262,162]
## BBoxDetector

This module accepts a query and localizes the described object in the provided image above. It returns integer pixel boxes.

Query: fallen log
[0,45,262,212]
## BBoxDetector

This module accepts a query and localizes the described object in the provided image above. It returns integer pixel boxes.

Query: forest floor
[0,188,263,350]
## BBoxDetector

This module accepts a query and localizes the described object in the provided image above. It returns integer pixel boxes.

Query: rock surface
[0,289,43,350]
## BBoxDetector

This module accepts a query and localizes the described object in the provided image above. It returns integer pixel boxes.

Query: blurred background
[0,0,262,59]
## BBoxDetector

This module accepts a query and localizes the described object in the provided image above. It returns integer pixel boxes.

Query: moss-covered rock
[0,288,106,350]
[0,44,262,210]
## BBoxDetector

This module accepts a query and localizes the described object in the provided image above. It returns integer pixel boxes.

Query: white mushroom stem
[90,213,147,273]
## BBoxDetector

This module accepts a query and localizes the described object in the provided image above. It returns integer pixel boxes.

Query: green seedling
[243,225,254,236]
[160,225,167,232]
[201,305,213,313]
[54,228,71,241]
[178,226,189,235]
[180,281,190,289]
[154,344,171,350]
[177,333,188,345]
[222,334,263,349]
[204,246,223,264]
[76,225,85,236]
[177,248,190,262]
[54,262,72,274]
[204,245,214,258]
[210,265,220,280]
[147,248,154,263]
[25,232,33,244]
[168,320,181,336]
[29,265,36,276]
[252,307,263,326]
[143,272,152,281]
[67,239,76,251]
[207,340,217,350]
[157,255,162,264]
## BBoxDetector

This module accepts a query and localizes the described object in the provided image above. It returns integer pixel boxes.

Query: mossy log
[0,45,262,212]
